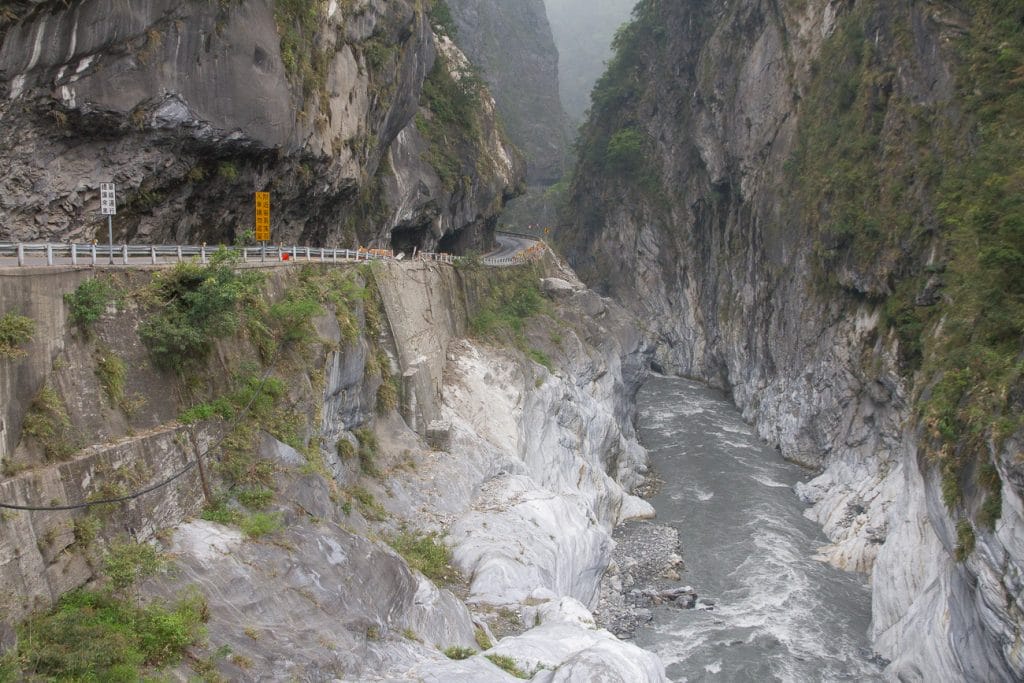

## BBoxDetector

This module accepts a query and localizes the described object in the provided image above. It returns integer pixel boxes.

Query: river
[632,376,885,682]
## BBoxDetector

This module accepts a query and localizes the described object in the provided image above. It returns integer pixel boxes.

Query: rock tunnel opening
[390,224,427,256]
[437,227,464,255]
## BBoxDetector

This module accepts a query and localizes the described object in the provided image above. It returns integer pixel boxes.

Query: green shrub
[274,0,329,112]
[217,160,238,181]
[955,519,976,562]
[387,529,458,584]
[336,438,355,461]
[474,626,493,651]
[940,461,963,510]
[526,348,552,371]
[486,654,529,679]
[417,51,485,190]
[467,265,546,342]
[269,294,323,345]
[362,36,397,72]
[21,386,78,461]
[290,266,367,342]
[65,278,114,333]
[205,373,290,489]
[349,485,387,521]
[96,348,129,411]
[428,0,457,37]
[10,589,206,680]
[604,128,646,173]
[103,540,164,591]
[444,646,476,660]
[979,491,1003,530]
[0,312,34,358]
[237,486,274,510]
[139,251,263,372]
[178,398,234,425]
[376,374,399,415]
[239,511,283,539]
[354,428,379,477]
[201,499,240,526]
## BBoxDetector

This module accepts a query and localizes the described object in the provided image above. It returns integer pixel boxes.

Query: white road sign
[100,183,117,215]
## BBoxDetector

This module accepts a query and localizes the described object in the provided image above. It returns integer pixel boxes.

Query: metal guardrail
[483,240,547,267]
[0,242,439,267]
[0,238,541,269]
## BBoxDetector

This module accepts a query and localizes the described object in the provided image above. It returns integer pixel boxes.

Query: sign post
[255,192,270,262]
[100,183,116,265]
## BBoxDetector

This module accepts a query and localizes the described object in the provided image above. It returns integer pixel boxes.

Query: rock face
[447,0,569,185]
[0,0,522,251]
[562,1,1024,680]
[0,255,665,680]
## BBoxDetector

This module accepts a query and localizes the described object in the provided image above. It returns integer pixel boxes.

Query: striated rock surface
[0,255,664,680]
[562,1,1024,680]
[0,0,522,251]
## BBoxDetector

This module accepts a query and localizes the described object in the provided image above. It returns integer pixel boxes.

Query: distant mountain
[447,0,570,185]
[544,0,636,122]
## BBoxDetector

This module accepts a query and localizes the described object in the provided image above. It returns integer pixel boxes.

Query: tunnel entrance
[390,224,427,256]
[436,226,466,255]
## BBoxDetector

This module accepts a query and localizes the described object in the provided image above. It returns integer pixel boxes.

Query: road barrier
[483,239,547,267]
[0,236,545,269]
[0,243,418,267]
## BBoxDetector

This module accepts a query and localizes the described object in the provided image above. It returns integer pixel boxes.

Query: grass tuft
[0,312,34,358]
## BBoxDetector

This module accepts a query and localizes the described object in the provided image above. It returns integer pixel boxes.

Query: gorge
[1,0,1022,681]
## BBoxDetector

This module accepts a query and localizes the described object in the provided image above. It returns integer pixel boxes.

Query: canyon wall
[562,1,1024,680]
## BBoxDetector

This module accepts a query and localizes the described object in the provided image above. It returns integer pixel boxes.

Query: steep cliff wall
[0,256,663,680]
[0,0,523,252]
[446,0,570,185]
[562,1,1024,680]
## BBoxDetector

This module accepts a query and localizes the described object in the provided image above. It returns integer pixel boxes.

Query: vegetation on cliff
[0,542,207,681]
[0,312,34,358]
[788,0,1024,533]
[417,49,487,192]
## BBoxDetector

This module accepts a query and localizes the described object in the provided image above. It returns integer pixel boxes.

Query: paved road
[484,233,538,263]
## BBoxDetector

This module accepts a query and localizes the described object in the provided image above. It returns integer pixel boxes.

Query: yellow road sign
[255,192,270,242]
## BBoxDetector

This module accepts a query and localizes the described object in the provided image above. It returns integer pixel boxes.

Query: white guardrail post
[70,243,77,265]
[90,243,97,265]
[17,244,24,266]
[122,244,129,265]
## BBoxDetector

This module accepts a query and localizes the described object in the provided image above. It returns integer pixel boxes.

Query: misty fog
[544,0,637,122]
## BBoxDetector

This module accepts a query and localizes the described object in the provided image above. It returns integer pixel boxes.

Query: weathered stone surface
[0,0,522,251]
[0,423,214,625]
[0,268,91,467]
[541,276,578,298]
[0,257,664,680]
[145,519,479,682]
